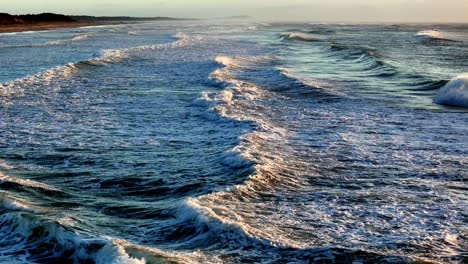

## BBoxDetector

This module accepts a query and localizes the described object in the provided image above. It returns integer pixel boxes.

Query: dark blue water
[0,21,467,263]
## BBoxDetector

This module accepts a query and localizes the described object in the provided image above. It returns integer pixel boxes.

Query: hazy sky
[3,0,468,22]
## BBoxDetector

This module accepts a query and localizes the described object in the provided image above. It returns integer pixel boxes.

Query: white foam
[434,74,468,108]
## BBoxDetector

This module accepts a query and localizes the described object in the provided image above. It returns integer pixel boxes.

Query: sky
[2,0,468,22]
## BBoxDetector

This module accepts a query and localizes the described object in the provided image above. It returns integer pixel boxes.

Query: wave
[190,54,467,262]
[306,29,335,35]
[189,54,425,260]
[212,55,345,101]
[0,33,94,49]
[0,160,15,170]
[280,32,323,42]
[414,30,461,42]
[0,33,197,97]
[0,194,225,263]
[171,199,418,263]
[0,30,48,36]
[214,55,276,70]
[0,192,35,212]
[0,172,59,192]
[0,210,143,263]
[408,78,449,91]
[189,55,334,250]
[47,33,94,45]
[0,63,80,97]
[329,43,398,77]
[434,73,468,108]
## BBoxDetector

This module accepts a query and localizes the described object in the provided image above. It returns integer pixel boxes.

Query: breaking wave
[415,30,461,42]
[0,172,59,192]
[434,73,468,108]
[0,191,217,263]
[280,32,324,42]
[0,210,144,263]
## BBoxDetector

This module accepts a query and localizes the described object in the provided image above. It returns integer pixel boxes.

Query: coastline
[0,21,101,33]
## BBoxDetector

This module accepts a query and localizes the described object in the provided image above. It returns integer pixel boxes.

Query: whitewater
[0,21,466,263]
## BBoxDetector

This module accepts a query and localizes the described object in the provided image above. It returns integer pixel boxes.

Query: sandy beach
[0,21,99,33]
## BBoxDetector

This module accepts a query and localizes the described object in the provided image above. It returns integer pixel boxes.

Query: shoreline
[0,21,102,33]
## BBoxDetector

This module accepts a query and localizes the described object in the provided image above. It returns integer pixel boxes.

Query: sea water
[0,20,467,263]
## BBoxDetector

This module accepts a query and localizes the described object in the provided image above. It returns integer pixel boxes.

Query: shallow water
[0,21,467,263]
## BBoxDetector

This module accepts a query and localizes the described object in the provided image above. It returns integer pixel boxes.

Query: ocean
[0,20,467,263]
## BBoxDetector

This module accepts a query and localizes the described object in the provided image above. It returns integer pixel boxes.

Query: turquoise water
[0,21,466,263]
